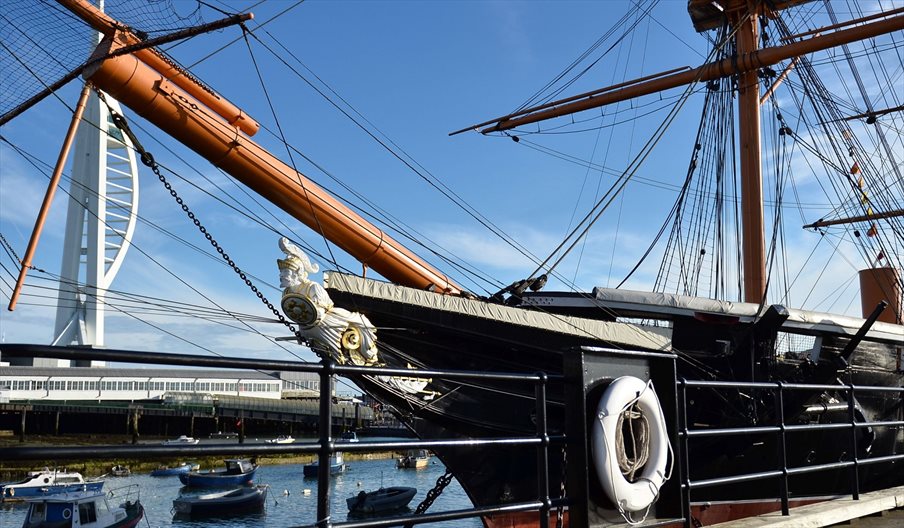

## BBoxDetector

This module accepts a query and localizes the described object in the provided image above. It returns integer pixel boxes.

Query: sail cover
[324,273,671,351]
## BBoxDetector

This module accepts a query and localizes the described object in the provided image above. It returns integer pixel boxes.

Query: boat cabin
[22,489,141,528]
[223,459,255,475]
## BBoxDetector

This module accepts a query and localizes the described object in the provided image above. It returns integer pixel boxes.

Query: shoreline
[0,434,401,481]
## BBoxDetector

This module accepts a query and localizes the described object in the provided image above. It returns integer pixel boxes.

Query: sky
[1,0,902,374]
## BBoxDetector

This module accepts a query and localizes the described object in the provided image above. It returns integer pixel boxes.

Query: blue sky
[1,0,901,369]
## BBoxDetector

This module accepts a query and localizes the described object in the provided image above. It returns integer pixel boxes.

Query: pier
[711,485,904,527]
[0,393,375,441]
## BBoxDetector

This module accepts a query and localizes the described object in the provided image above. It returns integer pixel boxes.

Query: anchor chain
[95,89,302,341]
[556,445,567,528]
[1,233,22,267]
[1,232,45,273]
[404,469,453,528]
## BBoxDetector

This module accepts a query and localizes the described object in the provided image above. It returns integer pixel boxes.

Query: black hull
[328,278,904,511]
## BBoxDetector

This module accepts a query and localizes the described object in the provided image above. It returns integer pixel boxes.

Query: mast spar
[54,0,463,296]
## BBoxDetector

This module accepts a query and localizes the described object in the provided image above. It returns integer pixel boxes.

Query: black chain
[556,446,567,528]
[0,232,44,273]
[404,470,453,527]
[0,232,23,265]
[94,89,302,340]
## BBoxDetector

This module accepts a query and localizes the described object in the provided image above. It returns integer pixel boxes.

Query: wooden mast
[734,6,766,303]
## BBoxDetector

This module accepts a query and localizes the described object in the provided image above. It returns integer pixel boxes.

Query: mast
[55,0,462,296]
[467,2,904,305]
[734,7,765,304]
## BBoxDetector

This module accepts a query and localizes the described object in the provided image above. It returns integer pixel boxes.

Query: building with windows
[0,367,321,402]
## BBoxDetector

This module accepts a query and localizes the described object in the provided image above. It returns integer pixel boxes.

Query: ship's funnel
[859,267,902,325]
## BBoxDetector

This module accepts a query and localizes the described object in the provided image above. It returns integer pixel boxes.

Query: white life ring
[62,508,72,519]
[591,376,670,514]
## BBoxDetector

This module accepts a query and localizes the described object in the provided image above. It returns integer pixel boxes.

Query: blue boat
[21,487,143,528]
[1,469,103,502]
[150,462,196,477]
[178,459,256,488]
[303,452,346,478]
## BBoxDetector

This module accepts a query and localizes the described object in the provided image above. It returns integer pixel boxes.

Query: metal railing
[0,345,567,528]
[678,378,904,527]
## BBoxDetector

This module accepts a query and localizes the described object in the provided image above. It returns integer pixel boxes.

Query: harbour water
[0,457,482,527]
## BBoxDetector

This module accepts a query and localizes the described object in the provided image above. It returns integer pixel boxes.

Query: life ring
[62,508,72,520]
[591,376,670,514]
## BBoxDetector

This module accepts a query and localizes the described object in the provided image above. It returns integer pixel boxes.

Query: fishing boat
[396,449,430,469]
[178,459,257,488]
[149,462,196,477]
[20,487,143,528]
[1,469,104,502]
[303,453,346,478]
[172,485,269,518]
[265,434,295,444]
[109,465,130,477]
[161,435,199,446]
[2,1,903,526]
[346,486,417,514]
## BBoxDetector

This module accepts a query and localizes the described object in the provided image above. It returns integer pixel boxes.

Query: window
[79,501,97,524]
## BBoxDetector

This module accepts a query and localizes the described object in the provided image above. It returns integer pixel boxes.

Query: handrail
[0,344,566,528]
[678,378,904,525]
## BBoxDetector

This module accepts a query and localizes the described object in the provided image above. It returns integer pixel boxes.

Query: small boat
[302,452,345,478]
[150,462,195,477]
[265,435,295,444]
[340,431,359,442]
[109,465,130,477]
[172,485,269,518]
[179,459,257,488]
[396,449,430,469]
[162,435,199,446]
[1,468,104,502]
[20,487,143,528]
[347,486,417,514]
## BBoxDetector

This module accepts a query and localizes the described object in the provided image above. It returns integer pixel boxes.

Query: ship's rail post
[317,355,335,528]
[846,383,860,501]
[534,372,550,528]
[774,383,790,515]
[678,379,692,528]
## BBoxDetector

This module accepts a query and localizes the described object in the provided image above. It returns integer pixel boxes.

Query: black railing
[0,345,566,528]
[678,378,904,527]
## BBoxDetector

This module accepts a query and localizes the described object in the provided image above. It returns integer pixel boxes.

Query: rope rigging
[495,18,743,304]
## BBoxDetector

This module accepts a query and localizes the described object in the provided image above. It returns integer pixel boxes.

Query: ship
[1,1,902,527]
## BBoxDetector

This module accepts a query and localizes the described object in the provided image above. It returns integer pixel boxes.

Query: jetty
[711,485,904,527]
